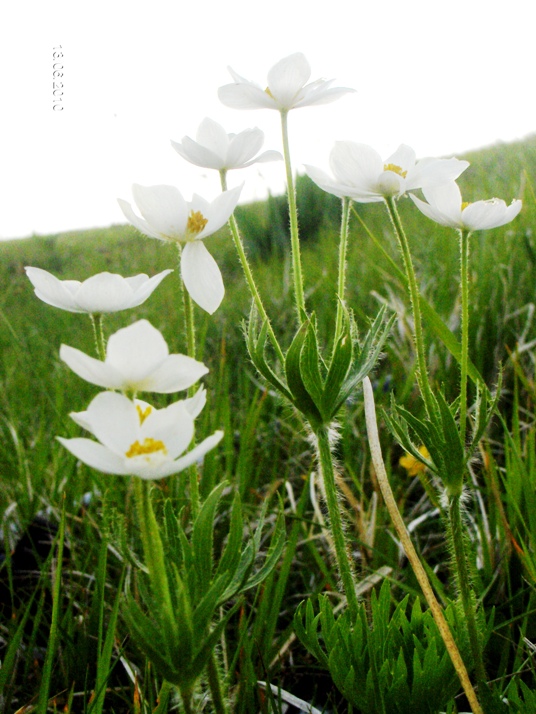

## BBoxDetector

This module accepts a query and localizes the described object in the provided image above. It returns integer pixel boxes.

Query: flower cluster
[26,50,524,491]
[58,319,222,480]
[26,264,222,480]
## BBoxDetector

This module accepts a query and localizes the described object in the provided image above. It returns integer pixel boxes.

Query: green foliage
[246,302,394,429]
[295,580,470,714]
[2,135,536,709]
[123,483,285,695]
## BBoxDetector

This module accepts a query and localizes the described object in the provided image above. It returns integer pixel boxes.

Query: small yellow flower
[399,446,430,476]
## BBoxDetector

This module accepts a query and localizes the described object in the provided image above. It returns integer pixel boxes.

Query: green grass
[1,134,536,712]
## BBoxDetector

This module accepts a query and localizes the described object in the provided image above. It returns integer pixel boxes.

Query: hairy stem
[220,170,285,365]
[334,197,352,347]
[384,197,435,419]
[90,313,106,361]
[448,493,487,685]
[280,110,306,317]
[315,425,359,618]
[178,259,201,517]
[459,228,471,445]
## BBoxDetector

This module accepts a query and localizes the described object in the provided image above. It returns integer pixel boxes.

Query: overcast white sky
[1,0,534,240]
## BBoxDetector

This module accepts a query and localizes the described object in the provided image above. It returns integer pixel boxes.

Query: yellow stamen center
[461,201,471,211]
[384,163,408,178]
[125,437,167,459]
[264,86,274,99]
[187,210,208,237]
[136,404,152,425]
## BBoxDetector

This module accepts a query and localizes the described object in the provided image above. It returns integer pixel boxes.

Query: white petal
[421,182,464,226]
[409,193,454,227]
[304,164,352,199]
[226,128,264,168]
[462,198,522,230]
[182,386,207,418]
[142,354,208,393]
[60,344,126,389]
[105,320,169,383]
[57,437,130,475]
[218,83,275,110]
[244,149,283,166]
[330,142,383,192]
[386,144,416,173]
[172,137,224,170]
[157,431,224,478]
[406,157,470,192]
[126,270,173,307]
[117,198,162,240]
[196,118,230,159]
[181,241,224,314]
[132,184,188,240]
[267,53,311,109]
[81,392,141,455]
[195,185,242,239]
[74,273,136,313]
[295,84,355,108]
[25,267,81,312]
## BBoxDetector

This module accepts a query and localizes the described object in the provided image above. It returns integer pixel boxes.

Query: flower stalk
[314,424,359,619]
[280,110,306,317]
[459,228,471,445]
[448,493,487,686]
[362,376,483,714]
[179,263,201,518]
[383,196,435,419]
[89,313,106,361]
[334,197,352,346]
[219,170,285,364]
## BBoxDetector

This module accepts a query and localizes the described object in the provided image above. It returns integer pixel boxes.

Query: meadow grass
[1,134,536,712]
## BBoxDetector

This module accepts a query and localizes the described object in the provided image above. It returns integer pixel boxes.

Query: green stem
[207,651,229,714]
[178,256,201,517]
[362,377,484,714]
[459,228,471,445]
[180,267,197,363]
[448,493,487,685]
[383,197,435,418]
[334,197,352,347]
[220,170,285,365]
[280,110,306,317]
[315,425,359,618]
[179,688,195,714]
[90,313,106,360]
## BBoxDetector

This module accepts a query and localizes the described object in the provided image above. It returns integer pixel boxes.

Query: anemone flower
[25,267,172,314]
[218,52,354,112]
[171,117,281,171]
[57,391,223,480]
[118,184,241,313]
[410,181,522,231]
[305,142,469,202]
[60,319,208,394]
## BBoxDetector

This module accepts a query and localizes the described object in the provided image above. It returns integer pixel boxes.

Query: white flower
[60,319,208,394]
[218,52,354,112]
[24,267,172,314]
[118,184,241,314]
[57,391,223,480]
[171,117,281,171]
[304,142,469,202]
[410,181,523,231]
